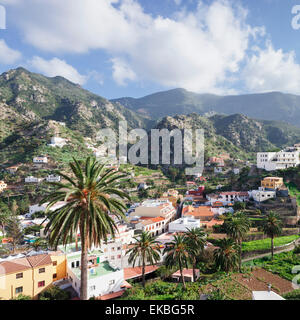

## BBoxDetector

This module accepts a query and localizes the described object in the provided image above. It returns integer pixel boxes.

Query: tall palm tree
[214,238,239,273]
[0,209,10,238]
[126,231,161,287]
[262,212,282,259]
[41,157,130,300]
[225,212,250,272]
[185,228,206,281]
[6,215,23,254]
[163,235,189,289]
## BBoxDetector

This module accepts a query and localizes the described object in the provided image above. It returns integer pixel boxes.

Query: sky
[0,0,300,99]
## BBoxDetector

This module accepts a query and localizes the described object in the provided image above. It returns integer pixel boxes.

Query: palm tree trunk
[75,233,78,251]
[271,236,274,260]
[179,260,186,290]
[192,258,196,282]
[239,239,242,273]
[80,225,88,300]
[142,256,146,288]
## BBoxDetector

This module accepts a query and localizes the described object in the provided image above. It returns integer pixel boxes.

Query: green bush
[39,285,70,300]
[11,294,31,300]
[283,289,300,300]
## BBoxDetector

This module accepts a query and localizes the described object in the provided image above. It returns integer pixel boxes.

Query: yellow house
[0,253,67,300]
[50,251,67,282]
[261,177,284,190]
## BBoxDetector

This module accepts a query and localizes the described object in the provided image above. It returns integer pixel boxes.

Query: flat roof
[252,291,285,300]
[72,261,117,280]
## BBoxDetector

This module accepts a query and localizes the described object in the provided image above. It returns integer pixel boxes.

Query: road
[242,239,300,262]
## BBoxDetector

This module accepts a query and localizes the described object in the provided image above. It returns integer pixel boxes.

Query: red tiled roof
[172,268,199,277]
[98,290,125,300]
[0,258,31,276]
[183,206,214,218]
[26,254,52,268]
[121,281,132,289]
[203,219,224,228]
[124,265,158,280]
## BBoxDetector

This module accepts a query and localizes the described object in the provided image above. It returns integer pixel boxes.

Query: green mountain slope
[155,113,300,155]
[112,88,300,127]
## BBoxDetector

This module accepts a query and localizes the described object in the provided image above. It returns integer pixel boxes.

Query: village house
[130,199,176,224]
[207,191,249,205]
[59,244,127,300]
[33,156,48,164]
[168,217,200,233]
[25,176,43,183]
[0,181,7,193]
[48,137,67,148]
[6,164,21,174]
[46,175,61,182]
[207,157,225,167]
[249,187,276,203]
[257,147,300,171]
[182,205,215,221]
[0,252,66,300]
[28,201,66,216]
[261,177,284,190]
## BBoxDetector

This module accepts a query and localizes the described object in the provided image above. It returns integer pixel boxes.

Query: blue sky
[0,0,300,99]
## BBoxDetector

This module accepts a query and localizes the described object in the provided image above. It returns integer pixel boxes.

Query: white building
[214,167,223,174]
[249,187,276,203]
[168,217,200,233]
[46,175,61,182]
[233,168,240,175]
[207,192,249,205]
[64,247,125,299]
[0,181,7,193]
[48,137,67,148]
[29,201,66,216]
[257,148,300,171]
[25,176,43,183]
[33,156,48,164]
[130,199,176,225]
[252,291,285,300]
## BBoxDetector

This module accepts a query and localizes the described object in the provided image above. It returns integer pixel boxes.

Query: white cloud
[243,43,300,94]
[28,56,87,85]
[111,58,137,86]
[3,0,263,92]
[0,39,21,65]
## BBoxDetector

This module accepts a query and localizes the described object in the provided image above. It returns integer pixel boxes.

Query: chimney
[268,284,271,292]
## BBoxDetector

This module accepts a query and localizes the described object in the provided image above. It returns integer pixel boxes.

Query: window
[90,285,96,291]
[52,261,57,266]
[15,287,23,294]
[109,280,115,285]
[71,262,75,268]
[38,281,45,288]
[16,273,23,279]
[53,274,57,279]
[76,261,80,267]
[39,268,45,273]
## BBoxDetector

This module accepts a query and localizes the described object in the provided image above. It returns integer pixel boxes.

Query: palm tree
[126,231,161,287]
[6,215,23,254]
[30,238,48,251]
[185,228,206,281]
[225,212,250,272]
[0,208,10,237]
[163,235,189,289]
[41,157,130,300]
[214,238,239,273]
[262,212,282,259]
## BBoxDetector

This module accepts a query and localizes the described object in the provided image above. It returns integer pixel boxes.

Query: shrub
[283,289,300,300]
[11,294,31,300]
[39,285,70,300]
